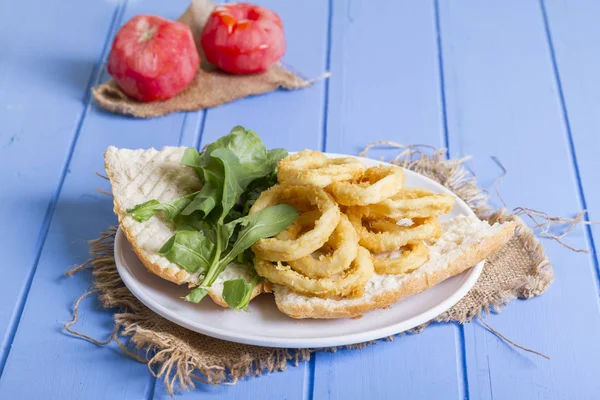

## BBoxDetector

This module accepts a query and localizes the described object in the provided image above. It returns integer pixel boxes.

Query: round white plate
[115,153,483,348]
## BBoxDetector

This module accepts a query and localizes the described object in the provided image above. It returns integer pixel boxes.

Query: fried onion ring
[372,241,429,275]
[254,246,374,298]
[278,150,366,187]
[250,185,340,261]
[347,207,440,252]
[275,211,320,240]
[328,165,405,206]
[369,188,456,219]
[288,213,359,278]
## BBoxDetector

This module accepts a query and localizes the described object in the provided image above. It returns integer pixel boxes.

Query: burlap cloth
[65,144,556,396]
[92,0,316,118]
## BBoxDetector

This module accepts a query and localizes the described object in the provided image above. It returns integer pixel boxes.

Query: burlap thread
[65,145,557,396]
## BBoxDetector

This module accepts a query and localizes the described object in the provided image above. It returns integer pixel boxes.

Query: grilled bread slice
[104,146,266,306]
[273,215,515,319]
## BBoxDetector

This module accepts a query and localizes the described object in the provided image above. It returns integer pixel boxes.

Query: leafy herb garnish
[158,231,213,273]
[127,192,199,222]
[223,275,261,311]
[184,287,209,303]
[127,126,296,306]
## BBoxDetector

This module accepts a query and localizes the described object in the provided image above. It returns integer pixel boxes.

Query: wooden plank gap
[145,370,157,400]
[454,324,470,400]
[194,109,209,150]
[320,0,334,152]
[177,112,190,146]
[303,357,316,400]
[433,0,450,153]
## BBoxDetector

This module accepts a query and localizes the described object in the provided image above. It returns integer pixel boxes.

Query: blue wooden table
[2,0,600,398]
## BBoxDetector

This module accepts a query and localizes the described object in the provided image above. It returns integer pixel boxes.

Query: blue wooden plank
[542,0,600,300]
[437,1,600,399]
[169,0,330,398]
[0,1,203,399]
[313,1,464,399]
[153,365,307,400]
[0,0,120,376]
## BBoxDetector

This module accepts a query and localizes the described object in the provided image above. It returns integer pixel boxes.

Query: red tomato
[200,3,286,74]
[107,15,200,102]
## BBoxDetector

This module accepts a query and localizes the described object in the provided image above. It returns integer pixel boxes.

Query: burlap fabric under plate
[65,145,554,396]
[92,0,314,118]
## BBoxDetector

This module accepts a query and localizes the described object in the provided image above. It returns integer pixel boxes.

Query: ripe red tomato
[107,15,200,102]
[200,3,286,74]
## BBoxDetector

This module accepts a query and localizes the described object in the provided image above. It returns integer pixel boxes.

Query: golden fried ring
[328,165,405,206]
[254,246,374,298]
[278,150,366,188]
[250,185,340,261]
[288,214,359,278]
[369,188,456,219]
[372,241,430,275]
[347,207,440,252]
[275,211,320,240]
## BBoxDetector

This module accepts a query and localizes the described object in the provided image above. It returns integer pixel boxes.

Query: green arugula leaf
[181,160,223,217]
[210,147,246,223]
[266,148,288,166]
[236,248,255,266]
[222,275,261,311]
[127,126,292,307]
[173,213,203,231]
[222,204,298,264]
[181,147,204,176]
[158,231,213,273]
[180,127,288,221]
[127,192,198,222]
[184,287,208,303]
[202,204,298,286]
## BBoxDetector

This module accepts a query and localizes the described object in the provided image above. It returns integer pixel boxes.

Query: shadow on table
[32,192,117,277]
[16,52,100,102]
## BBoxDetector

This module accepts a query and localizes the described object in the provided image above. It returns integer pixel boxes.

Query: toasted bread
[104,146,266,306]
[273,215,515,319]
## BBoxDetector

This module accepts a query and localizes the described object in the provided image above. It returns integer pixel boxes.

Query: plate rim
[114,153,483,348]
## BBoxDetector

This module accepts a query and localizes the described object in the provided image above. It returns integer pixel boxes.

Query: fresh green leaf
[173,213,204,231]
[189,220,234,248]
[126,191,198,222]
[222,275,261,311]
[181,147,204,177]
[128,126,290,292]
[181,161,223,217]
[180,127,287,221]
[266,148,288,166]
[184,287,208,303]
[158,231,213,273]
[127,200,160,222]
[222,204,298,264]
[210,148,246,223]
[236,248,255,266]
[239,174,277,215]
[202,204,298,286]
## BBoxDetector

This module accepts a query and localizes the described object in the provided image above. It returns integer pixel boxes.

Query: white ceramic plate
[115,153,483,348]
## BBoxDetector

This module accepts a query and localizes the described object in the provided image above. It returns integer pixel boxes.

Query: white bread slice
[274,215,515,319]
[104,146,266,306]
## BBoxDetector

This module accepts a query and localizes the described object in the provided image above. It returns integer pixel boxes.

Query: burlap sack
[65,145,555,396]
[92,0,313,118]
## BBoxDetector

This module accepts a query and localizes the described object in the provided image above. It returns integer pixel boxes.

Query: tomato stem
[138,27,157,43]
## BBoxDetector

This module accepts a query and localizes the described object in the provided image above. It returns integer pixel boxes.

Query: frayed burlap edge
[66,144,556,395]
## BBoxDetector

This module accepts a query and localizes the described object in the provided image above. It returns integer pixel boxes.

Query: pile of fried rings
[250,150,456,299]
